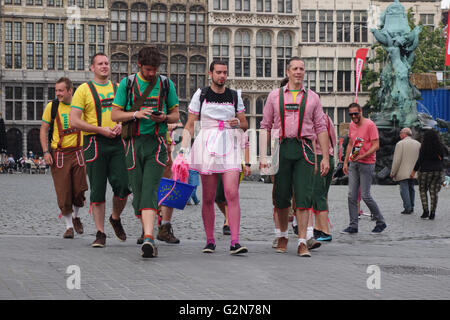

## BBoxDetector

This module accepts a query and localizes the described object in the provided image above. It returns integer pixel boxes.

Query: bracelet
[44,151,50,155]
[133,111,138,120]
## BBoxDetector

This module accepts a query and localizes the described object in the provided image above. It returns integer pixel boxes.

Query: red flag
[446,10,450,66]
[355,48,369,103]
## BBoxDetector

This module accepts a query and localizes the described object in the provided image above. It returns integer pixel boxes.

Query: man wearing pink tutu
[182,61,249,255]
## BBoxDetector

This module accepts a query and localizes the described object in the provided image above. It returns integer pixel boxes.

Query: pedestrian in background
[411,129,447,220]
[390,128,421,215]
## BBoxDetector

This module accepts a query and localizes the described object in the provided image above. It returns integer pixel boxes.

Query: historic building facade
[0,0,444,158]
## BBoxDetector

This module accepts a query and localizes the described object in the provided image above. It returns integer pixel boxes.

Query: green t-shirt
[113,73,179,135]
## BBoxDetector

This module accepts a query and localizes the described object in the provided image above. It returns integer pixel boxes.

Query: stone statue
[370,0,422,128]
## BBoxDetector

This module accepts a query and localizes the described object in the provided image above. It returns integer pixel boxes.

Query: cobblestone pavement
[1,173,449,300]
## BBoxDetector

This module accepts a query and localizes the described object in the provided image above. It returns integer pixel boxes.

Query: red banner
[446,10,450,66]
[355,48,369,103]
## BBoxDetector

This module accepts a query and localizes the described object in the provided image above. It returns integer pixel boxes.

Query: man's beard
[212,79,225,87]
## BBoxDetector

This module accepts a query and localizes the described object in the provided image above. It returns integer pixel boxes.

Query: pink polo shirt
[348,118,379,164]
[260,85,327,141]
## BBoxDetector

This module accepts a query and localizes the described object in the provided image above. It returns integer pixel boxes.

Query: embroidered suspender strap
[279,88,308,141]
[86,81,103,127]
[54,109,82,149]
[132,75,157,136]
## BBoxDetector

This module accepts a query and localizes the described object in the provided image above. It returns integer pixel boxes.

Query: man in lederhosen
[111,46,180,258]
[40,77,88,239]
[259,57,330,257]
[70,53,131,248]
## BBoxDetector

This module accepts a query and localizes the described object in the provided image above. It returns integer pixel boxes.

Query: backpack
[198,87,239,119]
[47,99,59,149]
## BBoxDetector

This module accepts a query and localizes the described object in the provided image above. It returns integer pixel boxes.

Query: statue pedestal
[375,127,401,184]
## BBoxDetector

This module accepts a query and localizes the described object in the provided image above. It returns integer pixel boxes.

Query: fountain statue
[370,0,422,128]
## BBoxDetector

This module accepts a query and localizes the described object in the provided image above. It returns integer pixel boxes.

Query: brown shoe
[297,242,311,257]
[63,228,74,239]
[307,238,321,250]
[72,217,84,234]
[157,223,180,244]
[276,237,288,253]
[91,231,106,247]
[109,215,126,241]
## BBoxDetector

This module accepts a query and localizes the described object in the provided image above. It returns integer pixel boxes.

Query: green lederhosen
[83,135,131,203]
[83,81,131,203]
[125,134,168,216]
[124,79,168,216]
[273,88,316,210]
[311,155,335,212]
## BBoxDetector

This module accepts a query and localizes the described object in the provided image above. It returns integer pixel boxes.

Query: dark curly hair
[421,129,446,160]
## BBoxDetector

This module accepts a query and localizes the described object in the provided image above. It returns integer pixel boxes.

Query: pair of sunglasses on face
[349,112,360,117]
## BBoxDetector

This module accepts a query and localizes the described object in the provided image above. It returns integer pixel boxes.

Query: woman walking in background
[411,130,447,220]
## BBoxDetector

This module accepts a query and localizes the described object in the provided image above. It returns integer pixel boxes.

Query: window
[337,11,351,43]
[151,4,167,42]
[256,31,272,78]
[26,87,44,120]
[420,14,434,30]
[323,107,335,124]
[278,0,292,14]
[319,10,333,42]
[255,96,267,129]
[235,30,251,77]
[48,23,64,70]
[88,25,104,61]
[235,0,250,11]
[212,29,230,66]
[88,0,103,8]
[303,58,316,91]
[14,22,22,41]
[354,11,368,42]
[337,58,352,92]
[189,6,205,44]
[319,58,334,92]
[26,43,34,69]
[170,5,186,43]
[159,55,168,76]
[5,86,23,121]
[77,44,84,70]
[189,56,206,97]
[131,3,147,42]
[301,11,316,42]
[111,2,128,41]
[111,53,129,84]
[243,97,251,116]
[277,31,292,78]
[256,0,271,12]
[170,55,187,99]
[213,0,228,10]
[68,24,84,70]
[337,107,351,124]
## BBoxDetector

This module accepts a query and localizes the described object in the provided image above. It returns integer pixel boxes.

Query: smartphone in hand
[152,111,162,116]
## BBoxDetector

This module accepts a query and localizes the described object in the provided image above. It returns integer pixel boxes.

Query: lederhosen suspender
[279,87,315,165]
[87,81,117,128]
[53,106,84,169]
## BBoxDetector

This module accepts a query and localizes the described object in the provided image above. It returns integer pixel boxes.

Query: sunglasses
[349,112,360,117]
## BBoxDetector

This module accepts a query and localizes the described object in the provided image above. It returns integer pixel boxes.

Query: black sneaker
[313,228,322,239]
[401,210,412,214]
[137,229,144,245]
[340,227,358,234]
[230,243,248,255]
[202,243,216,253]
[141,239,158,258]
[371,223,387,234]
[223,225,231,235]
[316,231,332,242]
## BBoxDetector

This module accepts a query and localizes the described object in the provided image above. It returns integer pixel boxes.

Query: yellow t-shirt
[290,90,300,102]
[70,80,118,135]
[42,101,80,149]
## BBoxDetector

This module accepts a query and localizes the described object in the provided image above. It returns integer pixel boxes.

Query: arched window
[256,31,272,77]
[160,55,168,76]
[131,3,147,42]
[243,96,251,116]
[212,29,229,66]
[111,2,128,41]
[111,53,129,84]
[189,6,205,44]
[6,128,22,159]
[150,3,167,42]
[277,31,292,77]
[189,55,206,97]
[170,5,186,43]
[27,128,42,156]
[234,30,251,77]
[170,55,187,99]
